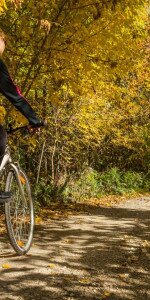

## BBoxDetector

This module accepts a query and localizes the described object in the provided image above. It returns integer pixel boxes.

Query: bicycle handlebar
[6,122,47,134]
[6,125,29,134]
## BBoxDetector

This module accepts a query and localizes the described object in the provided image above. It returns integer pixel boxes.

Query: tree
[0,0,22,13]
[0,0,149,194]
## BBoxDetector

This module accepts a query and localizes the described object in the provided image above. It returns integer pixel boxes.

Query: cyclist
[0,30,44,203]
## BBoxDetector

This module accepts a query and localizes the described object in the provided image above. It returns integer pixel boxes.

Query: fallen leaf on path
[64,239,73,244]
[119,273,129,280]
[2,264,11,269]
[105,203,111,207]
[141,240,150,248]
[35,216,43,224]
[128,255,138,262]
[48,264,55,268]
[123,235,130,239]
[79,278,91,284]
[141,248,147,253]
[17,240,24,247]
[102,291,111,298]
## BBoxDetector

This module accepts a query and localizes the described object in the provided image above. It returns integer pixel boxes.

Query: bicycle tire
[5,169,34,255]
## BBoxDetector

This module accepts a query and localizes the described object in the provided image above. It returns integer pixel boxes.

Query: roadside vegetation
[0,0,149,205]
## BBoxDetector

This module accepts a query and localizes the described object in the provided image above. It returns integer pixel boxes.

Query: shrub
[63,168,100,200]
[34,179,53,206]
[98,167,124,195]
[64,167,149,200]
[122,171,143,190]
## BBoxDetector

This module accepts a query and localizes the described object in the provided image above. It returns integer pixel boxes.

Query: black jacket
[0,59,41,125]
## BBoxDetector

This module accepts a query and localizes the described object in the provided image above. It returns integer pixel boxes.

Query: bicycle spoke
[8,173,32,248]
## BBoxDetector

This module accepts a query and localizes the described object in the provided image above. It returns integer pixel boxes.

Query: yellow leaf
[35,216,43,224]
[103,291,111,297]
[19,175,26,185]
[128,255,138,262]
[48,264,55,268]
[119,273,129,280]
[141,240,150,248]
[64,239,72,244]
[17,240,24,247]
[79,278,91,284]
[2,264,11,269]
[0,106,6,123]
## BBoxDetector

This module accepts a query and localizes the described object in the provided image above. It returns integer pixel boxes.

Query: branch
[23,0,70,96]
[36,139,46,184]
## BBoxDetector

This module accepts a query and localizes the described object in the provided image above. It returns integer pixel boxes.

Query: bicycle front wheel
[5,169,34,255]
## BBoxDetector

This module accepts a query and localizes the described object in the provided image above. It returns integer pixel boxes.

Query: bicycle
[0,125,34,255]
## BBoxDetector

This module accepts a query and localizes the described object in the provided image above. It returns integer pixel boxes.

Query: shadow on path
[0,198,150,300]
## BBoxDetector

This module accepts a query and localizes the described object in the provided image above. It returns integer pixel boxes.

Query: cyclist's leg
[0,125,11,202]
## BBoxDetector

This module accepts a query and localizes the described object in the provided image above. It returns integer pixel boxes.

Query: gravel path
[0,197,150,300]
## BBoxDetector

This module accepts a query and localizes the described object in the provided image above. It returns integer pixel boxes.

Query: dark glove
[29,120,46,128]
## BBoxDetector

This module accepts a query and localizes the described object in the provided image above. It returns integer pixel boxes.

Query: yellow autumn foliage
[0,105,6,123]
[0,0,149,186]
[0,0,22,13]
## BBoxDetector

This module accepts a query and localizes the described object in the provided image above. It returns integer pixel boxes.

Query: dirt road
[0,197,150,300]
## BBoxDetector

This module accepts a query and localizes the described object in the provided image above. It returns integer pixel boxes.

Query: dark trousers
[0,125,7,164]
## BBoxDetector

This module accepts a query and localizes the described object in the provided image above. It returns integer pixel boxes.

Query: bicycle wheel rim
[5,170,34,255]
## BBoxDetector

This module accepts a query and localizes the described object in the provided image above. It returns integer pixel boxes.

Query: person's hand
[28,120,46,134]
[28,126,41,134]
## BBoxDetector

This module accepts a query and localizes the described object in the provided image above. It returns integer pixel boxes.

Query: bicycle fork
[10,163,27,206]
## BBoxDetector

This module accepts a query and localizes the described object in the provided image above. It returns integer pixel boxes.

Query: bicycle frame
[0,145,27,205]
[0,146,11,173]
[0,124,29,173]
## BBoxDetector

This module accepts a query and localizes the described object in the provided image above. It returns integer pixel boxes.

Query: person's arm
[0,59,42,126]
